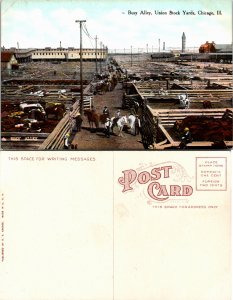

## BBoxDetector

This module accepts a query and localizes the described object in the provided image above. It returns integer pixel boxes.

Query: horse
[84,109,99,129]
[111,116,129,137]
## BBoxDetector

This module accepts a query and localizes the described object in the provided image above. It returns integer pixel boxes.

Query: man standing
[115,109,121,119]
[73,112,83,132]
[104,118,111,138]
[103,106,110,116]
[134,115,141,136]
[64,133,70,149]
[180,127,192,148]
[112,109,121,129]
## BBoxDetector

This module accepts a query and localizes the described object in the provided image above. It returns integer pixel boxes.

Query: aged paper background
[0,150,231,300]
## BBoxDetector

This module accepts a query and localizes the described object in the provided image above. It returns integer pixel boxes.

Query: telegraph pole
[130,45,132,67]
[95,35,98,74]
[100,41,102,74]
[75,19,86,115]
[102,43,105,72]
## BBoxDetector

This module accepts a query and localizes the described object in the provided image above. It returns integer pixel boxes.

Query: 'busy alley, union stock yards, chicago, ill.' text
[127,9,221,16]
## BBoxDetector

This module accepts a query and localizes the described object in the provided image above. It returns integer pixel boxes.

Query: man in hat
[64,133,70,149]
[180,127,192,148]
[103,106,110,116]
[115,109,121,119]
[104,118,112,138]
[73,112,83,132]
[134,115,141,136]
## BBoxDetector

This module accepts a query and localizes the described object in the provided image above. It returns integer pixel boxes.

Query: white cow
[178,94,190,109]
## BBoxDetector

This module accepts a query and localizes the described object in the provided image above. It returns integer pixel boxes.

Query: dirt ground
[71,83,144,150]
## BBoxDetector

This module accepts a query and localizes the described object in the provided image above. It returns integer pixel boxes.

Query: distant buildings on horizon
[1,47,108,63]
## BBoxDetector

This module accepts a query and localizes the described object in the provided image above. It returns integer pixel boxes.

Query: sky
[1,0,232,51]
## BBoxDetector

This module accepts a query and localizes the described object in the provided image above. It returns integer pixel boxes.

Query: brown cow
[203,100,212,109]
[45,103,65,120]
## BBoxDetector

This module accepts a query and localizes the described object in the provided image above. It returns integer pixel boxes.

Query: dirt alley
[71,83,144,150]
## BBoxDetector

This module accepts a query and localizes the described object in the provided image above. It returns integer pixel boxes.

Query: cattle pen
[124,80,232,149]
[1,55,232,150]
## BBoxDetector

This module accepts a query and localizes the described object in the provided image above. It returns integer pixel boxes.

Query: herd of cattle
[2,101,66,132]
[173,109,232,143]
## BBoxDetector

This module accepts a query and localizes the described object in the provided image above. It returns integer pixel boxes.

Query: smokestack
[60,41,62,48]
[158,38,160,52]
[182,32,186,52]
[17,42,19,49]
[163,42,165,50]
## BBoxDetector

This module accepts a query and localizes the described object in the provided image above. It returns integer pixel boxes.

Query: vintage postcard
[0,151,232,299]
[1,0,232,299]
[1,0,232,150]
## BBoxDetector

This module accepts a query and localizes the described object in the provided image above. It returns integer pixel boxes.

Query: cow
[178,94,190,109]
[203,100,212,109]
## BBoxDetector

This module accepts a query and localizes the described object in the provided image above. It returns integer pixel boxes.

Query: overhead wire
[82,23,95,48]
[83,23,94,39]
[2,0,18,15]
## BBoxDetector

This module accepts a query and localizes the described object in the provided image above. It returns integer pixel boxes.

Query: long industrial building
[2,47,108,63]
